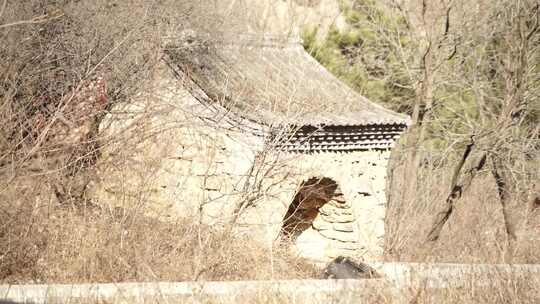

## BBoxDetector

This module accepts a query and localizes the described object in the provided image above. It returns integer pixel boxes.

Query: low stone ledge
[2,263,539,303]
[370,262,540,288]
[0,279,390,304]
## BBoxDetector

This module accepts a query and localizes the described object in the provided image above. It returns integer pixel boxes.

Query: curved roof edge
[164,31,412,128]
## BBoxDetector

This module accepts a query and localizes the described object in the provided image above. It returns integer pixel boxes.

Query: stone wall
[91,61,392,261]
[90,64,264,224]
[238,150,391,261]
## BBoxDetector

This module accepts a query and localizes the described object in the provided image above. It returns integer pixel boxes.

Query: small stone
[320,214,338,223]
[320,213,354,223]
[334,209,353,216]
[322,257,380,279]
[319,229,357,242]
[318,204,334,216]
[333,223,354,232]
[329,200,351,209]
[324,213,355,223]
[312,218,332,230]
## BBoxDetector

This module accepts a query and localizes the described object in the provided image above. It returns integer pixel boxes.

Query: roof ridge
[163,31,302,49]
[215,32,302,48]
[164,31,412,127]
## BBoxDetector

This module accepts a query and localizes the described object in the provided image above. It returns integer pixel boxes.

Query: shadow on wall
[280,177,339,240]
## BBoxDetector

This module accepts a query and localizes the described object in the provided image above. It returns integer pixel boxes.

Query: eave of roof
[164,32,411,128]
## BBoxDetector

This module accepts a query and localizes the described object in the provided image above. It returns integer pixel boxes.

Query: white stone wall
[90,64,264,225]
[91,62,392,262]
[238,150,391,261]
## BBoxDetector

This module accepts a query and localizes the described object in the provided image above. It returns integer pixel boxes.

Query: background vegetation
[1,0,320,284]
[303,0,539,263]
[0,1,539,300]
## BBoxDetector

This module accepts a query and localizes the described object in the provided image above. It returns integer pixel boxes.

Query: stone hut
[93,33,410,262]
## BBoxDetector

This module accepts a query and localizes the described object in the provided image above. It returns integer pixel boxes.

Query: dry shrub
[386,141,540,263]
[0,196,318,284]
[407,271,540,304]
[0,179,52,282]
[0,0,319,284]
[1,0,538,288]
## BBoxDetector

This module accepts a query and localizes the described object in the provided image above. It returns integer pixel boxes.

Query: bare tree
[344,0,539,259]
[425,0,539,250]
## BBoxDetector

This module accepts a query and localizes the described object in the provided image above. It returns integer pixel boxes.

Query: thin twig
[0,0,7,20]
[0,11,64,30]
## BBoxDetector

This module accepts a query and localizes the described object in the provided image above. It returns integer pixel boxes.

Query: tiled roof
[164,33,411,127]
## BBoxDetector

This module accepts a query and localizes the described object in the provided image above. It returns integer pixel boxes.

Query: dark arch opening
[280,177,339,241]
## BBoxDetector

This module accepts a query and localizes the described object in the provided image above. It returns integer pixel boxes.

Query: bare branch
[0,10,64,29]
[526,2,539,41]
[426,134,489,242]
[0,0,7,20]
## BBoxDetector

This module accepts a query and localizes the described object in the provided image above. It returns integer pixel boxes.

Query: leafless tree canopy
[0,0,539,287]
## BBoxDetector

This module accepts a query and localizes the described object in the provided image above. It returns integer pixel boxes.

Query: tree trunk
[403,42,435,200]
[426,138,487,242]
[490,156,517,239]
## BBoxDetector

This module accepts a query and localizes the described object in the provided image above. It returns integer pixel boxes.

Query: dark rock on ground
[322,256,380,279]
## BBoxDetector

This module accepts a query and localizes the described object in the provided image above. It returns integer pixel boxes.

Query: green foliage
[302,0,539,153]
[301,0,415,114]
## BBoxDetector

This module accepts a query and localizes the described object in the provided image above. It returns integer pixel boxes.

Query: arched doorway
[280,177,359,260]
[280,177,339,240]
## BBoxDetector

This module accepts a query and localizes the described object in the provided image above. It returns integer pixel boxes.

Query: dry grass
[0,184,318,284]
[385,141,540,264]
[0,0,320,286]
[1,4,539,304]
[408,271,540,303]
